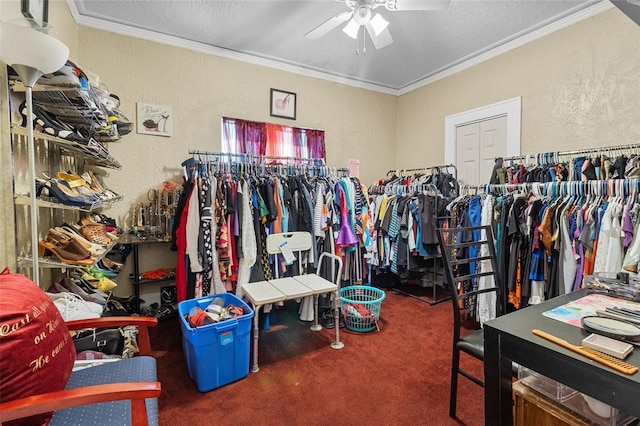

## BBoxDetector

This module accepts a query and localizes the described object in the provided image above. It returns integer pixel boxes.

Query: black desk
[484,289,640,425]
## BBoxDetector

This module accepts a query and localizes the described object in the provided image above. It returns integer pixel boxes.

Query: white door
[455,115,507,185]
[456,122,480,185]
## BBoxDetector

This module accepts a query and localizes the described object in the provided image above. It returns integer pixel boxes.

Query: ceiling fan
[305,0,451,51]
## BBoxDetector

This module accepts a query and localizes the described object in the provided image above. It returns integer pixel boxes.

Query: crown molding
[397,1,613,95]
[65,1,397,95]
[67,0,612,97]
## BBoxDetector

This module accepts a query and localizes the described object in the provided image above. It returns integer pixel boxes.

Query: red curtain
[222,117,325,161]
[222,117,266,155]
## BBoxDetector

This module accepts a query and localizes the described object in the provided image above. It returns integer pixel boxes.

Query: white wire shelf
[10,125,122,169]
[14,194,123,212]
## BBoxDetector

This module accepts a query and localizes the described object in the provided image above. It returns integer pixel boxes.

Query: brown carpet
[150,284,485,426]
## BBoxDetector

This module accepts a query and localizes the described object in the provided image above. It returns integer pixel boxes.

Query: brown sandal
[81,224,112,246]
[38,238,94,266]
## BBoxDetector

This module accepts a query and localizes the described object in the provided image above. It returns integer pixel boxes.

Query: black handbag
[73,328,125,355]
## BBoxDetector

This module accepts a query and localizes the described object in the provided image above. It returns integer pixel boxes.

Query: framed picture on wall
[137,102,173,137]
[21,0,49,24]
[270,88,296,120]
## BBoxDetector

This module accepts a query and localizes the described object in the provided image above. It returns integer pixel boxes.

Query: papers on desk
[543,294,640,329]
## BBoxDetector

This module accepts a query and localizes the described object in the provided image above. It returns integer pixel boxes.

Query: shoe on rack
[78,222,113,247]
[55,276,107,305]
[112,108,133,136]
[38,236,95,266]
[35,177,96,207]
[19,101,90,144]
[47,291,103,321]
[95,260,120,276]
[58,224,107,255]
[36,60,82,88]
[319,310,335,329]
[94,123,120,142]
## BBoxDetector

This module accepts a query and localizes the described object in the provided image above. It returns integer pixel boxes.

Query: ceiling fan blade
[305,11,353,40]
[385,0,451,11]
[365,22,393,49]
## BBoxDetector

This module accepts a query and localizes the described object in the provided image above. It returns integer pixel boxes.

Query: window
[222,117,325,162]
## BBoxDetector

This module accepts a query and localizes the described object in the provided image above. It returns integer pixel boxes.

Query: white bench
[241,232,344,372]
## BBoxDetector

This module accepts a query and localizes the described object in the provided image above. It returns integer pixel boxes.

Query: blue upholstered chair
[0,315,161,426]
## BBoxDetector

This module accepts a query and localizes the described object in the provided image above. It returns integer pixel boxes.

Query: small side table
[120,235,173,314]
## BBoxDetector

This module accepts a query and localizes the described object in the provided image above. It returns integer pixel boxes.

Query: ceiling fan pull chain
[362,25,367,55]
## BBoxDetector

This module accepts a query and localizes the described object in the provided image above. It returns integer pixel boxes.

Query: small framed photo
[22,0,49,24]
[137,102,172,137]
[270,88,296,120]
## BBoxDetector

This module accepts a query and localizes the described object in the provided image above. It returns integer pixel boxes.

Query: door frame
[444,97,521,167]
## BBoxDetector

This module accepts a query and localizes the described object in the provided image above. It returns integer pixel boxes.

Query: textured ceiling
[70,0,604,92]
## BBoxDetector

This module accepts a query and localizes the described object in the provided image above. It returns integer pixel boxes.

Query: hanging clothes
[174,153,370,299]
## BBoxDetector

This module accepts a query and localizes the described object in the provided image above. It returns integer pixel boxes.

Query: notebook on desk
[542,293,640,328]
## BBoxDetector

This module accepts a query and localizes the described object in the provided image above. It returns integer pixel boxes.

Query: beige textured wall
[396,8,640,169]
[75,25,397,224]
[3,1,640,282]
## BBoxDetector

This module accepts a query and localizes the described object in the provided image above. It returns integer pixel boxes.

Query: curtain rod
[501,143,640,163]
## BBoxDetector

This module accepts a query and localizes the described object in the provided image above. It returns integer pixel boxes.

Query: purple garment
[573,209,585,291]
[335,184,358,246]
[623,208,634,248]
[573,243,584,291]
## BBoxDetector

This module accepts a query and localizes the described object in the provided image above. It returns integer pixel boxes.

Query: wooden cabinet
[513,381,636,426]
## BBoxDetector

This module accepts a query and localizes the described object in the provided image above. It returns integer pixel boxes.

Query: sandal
[38,236,94,266]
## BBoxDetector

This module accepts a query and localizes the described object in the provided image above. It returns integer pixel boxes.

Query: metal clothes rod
[188,150,326,166]
[186,150,349,177]
[480,178,640,198]
[501,143,640,163]
[387,163,457,179]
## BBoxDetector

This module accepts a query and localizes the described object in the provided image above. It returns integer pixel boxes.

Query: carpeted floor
[150,283,485,426]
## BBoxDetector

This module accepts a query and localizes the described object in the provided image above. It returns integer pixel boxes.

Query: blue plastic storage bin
[178,293,254,392]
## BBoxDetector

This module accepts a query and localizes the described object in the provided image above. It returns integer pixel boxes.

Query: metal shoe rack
[8,79,124,284]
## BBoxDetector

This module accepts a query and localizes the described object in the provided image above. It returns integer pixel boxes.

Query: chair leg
[450,346,460,418]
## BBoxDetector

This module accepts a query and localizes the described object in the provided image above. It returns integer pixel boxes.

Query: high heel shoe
[35,177,95,207]
[46,230,93,260]
[81,171,119,200]
[56,171,106,200]
[38,237,94,266]
[56,276,107,305]
[53,226,106,256]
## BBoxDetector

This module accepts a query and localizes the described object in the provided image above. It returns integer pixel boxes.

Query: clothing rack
[370,163,459,306]
[480,178,640,198]
[381,183,439,196]
[187,150,349,177]
[386,163,457,179]
[372,163,458,197]
[189,150,326,166]
[500,142,640,164]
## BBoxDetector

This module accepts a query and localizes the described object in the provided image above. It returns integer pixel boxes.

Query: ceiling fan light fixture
[369,13,389,36]
[342,18,360,39]
[353,3,373,25]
